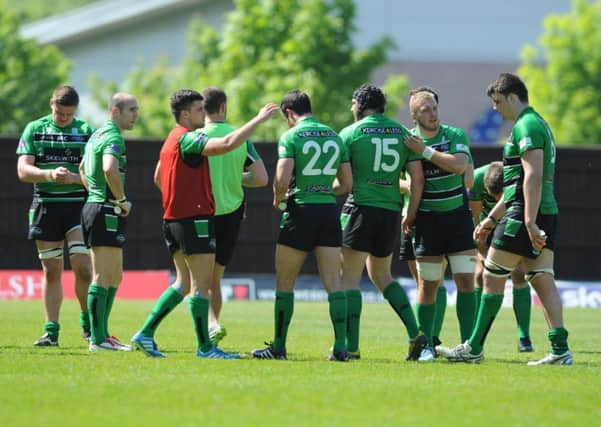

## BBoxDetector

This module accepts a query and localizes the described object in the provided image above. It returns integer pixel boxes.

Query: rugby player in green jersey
[404,89,477,362]
[438,73,572,365]
[252,90,353,361]
[17,85,95,346]
[469,161,534,352]
[400,86,475,353]
[201,88,269,345]
[337,84,427,361]
[80,93,138,351]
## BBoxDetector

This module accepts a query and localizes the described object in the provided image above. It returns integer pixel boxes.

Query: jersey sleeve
[514,120,545,155]
[338,136,350,163]
[245,140,261,168]
[179,130,209,155]
[450,128,472,158]
[102,136,126,158]
[16,122,36,156]
[277,131,295,158]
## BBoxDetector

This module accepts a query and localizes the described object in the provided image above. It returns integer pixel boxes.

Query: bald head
[109,92,138,131]
[109,92,136,112]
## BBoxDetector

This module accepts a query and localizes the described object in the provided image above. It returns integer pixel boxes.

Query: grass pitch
[0,299,599,427]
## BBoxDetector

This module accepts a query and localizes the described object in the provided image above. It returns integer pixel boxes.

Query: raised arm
[201,104,279,156]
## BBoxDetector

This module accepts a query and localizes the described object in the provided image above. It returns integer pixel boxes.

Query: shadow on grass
[1,346,91,357]
[577,350,601,355]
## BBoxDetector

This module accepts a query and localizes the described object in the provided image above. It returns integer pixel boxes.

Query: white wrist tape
[422,146,435,160]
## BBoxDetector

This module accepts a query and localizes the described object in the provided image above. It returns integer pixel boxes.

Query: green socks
[272,291,294,352]
[141,286,184,337]
[416,303,435,346]
[383,281,420,339]
[512,286,532,339]
[345,289,362,353]
[44,321,60,338]
[87,284,108,344]
[474,286,483,314]
[104,286,117,337]
[468,293,503,354]
[432,286,447,342]
[79,311,90,335]
[189,295,211,352]
[549,327,569,355]
[328,291,347,353]
[456,290,476,342]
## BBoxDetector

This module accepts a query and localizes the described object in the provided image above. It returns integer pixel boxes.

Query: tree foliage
[519,0,601,145]
[0,7,70,135]
[91,0,408,139]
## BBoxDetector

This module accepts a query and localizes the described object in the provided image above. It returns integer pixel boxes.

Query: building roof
[20,0,206,45]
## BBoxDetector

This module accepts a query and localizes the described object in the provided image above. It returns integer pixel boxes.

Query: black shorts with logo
[214,202,245,266]
[163,215,216,256]
[81,202,127,248]
[341,204,400,258]
[491,209,557,259]
[278,203,341,252]
[28,200,84,241]
[413,207,475,257]
[398,229,416,261]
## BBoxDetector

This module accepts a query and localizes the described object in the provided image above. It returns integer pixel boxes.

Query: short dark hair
[51,85,79,106]
[409,86,439,104]
[484,161,504,197]
[170,89,203,121]
[280,89,312,116]
[486,73,529,103]
[353,84,386,116]
[202,87,227,115]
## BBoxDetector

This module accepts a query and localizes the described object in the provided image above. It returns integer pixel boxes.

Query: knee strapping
[39,247,63,260]
[68,240,89,256]
[484,258,512,278]
[417,261,443,282]
[448,254,477,274]
[525,268,554,282]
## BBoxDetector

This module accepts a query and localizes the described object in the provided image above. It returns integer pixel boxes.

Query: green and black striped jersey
[412,124,472,212]
[17,114,95,203]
